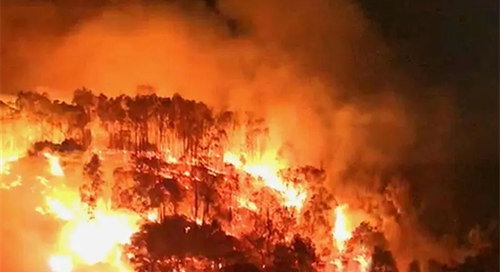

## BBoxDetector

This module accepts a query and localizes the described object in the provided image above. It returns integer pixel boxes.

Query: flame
[38,151,309,272]
[147,210,159,222]
[236,197,258,211]
[44,152,64,177]
[40,152,360,272]
[0,154,18,175]
[49,255,74,272]
[329,204,373,272]
[27,153,139,272]
[223,151,307,209]
[45,195,140,271]
[67,211,136,265]
[46,197,75,221]
[0,134,374,272]
[333,204,352,253]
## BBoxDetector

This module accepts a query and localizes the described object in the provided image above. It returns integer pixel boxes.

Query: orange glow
[49,255,74,272]
[147,210,159,222]
[0,103,376,272]
[44,193,140,271]
[333,204,352,253]
[18,153,140,272]
[0,147,375,272]
[329,204,372,272]
[43,152,65,177]
[0,154,18,175]
[223,151,307,209]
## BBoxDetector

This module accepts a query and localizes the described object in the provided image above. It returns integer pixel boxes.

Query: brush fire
[0,89,480,272]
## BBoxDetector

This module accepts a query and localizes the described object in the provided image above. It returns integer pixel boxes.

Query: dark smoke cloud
[1,0,476,271]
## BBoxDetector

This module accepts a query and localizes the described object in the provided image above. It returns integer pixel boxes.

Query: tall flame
[329,204,373,272]
[333,204,352,253]
[32,153,140,272]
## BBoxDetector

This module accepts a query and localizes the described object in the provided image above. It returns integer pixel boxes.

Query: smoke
[0,0,473,271]
[1,0,416,167]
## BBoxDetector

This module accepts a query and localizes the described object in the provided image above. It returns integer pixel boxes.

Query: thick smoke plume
[1,0,477,271]
[1,0,417,170]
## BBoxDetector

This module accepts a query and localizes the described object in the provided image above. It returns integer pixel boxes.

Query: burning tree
[0,89,491,272]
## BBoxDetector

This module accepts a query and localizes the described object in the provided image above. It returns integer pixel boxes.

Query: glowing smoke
[0,0,470,271]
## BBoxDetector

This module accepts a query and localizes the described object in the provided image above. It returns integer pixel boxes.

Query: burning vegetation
[0,89,495,272]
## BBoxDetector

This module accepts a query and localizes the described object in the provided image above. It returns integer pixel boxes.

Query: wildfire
[147,210,159,222]
[333,204,352,253]
[329,205,372,272]
[0,143,377,272]
[44,195,141,272]
[0,109,374,272]
[44,152,65,177]
[223,151,307,209]
[27,153,139,272]
[0,154,18,175]
[0,148,374,272]
[35,151,307,272]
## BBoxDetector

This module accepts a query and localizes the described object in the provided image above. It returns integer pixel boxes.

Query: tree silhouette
[223,262,262,272]
[127,215,244,271]
[160,177,185,215]
[271,235,318,272]
[80,153,104,216]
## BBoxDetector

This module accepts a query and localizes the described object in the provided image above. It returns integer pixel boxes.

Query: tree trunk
[194,180,199,220]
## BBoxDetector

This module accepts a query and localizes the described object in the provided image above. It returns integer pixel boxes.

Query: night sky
[361,0,498,156]
[358,0,499,227]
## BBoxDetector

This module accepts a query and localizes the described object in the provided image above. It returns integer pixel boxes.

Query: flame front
[31,154,140,272]
[0,148,374,272]
[36,151,309,272]
[0,92,377,272]
[223,151,307,209]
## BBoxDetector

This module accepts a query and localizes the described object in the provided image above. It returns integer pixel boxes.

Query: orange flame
[45,195,139,272]
[43,152,64,177]
[26,153,140,272]
[0,154,18,175]
[223,151,307,209]
[333,204,352,253]
[0,143,375,272]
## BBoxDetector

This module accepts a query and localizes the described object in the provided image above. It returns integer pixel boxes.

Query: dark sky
[367,0,498,127]
[360,0,498,141]
[358,0,499,226]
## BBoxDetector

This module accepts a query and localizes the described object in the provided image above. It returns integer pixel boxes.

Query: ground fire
[0,89,491,272]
